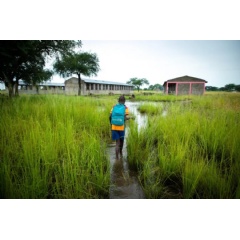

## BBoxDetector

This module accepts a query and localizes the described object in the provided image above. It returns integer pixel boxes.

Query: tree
[53,51,100,96]
[205,86,219,91]
[126,77,149,92]
[22,67,53,95]
[148,85,154,90]
[235,85,240,92]
[152,84,163,91]
[0,40,81,97]
[224,84,236,92]
[219,87,226,91]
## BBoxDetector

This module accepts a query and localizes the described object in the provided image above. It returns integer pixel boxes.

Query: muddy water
[108,101,148,199]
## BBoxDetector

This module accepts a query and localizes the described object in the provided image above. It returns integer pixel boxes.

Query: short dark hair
[118,95,125,103]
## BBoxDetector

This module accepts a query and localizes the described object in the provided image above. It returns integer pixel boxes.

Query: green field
[127,92,240,198]
[1,92,240,198]
[0,95,115,198]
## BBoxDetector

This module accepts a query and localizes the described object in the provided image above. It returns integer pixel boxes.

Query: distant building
[65,77,134,95]
[163,75,208,95]
[18,80,65,94]
[12,78,133,96]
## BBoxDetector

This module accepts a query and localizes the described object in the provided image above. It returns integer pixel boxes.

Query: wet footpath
[108,101,146,199]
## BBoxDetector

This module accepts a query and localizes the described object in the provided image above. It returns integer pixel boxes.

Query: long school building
[17,77,134,95]
[65,77,134,95]
[18,80,65,94]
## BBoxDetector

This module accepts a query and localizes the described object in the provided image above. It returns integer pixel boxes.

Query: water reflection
[109,156,145,199]
[126,101,148,130]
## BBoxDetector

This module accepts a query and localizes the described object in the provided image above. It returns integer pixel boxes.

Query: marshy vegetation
[0,95,115,198]
[130,92,192,102]
[1,92,239,199]
[127,93,240,198]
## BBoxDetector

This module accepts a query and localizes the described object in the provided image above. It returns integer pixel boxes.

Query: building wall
[178,83,190,95]
[191,83,204,95]
[19,86,65,95]
[64,78,81,95]
[177,83,205,95]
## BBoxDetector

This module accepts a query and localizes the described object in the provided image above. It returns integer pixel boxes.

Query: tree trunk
[36,85,39,94]
[15,80,19,97]
[2,74,15,98]
[8,82,14,98]
[77,74,82,96]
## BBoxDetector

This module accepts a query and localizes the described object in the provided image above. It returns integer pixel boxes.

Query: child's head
[118,95,125,104]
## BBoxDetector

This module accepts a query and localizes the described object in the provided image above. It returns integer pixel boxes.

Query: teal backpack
[111,104,126,126]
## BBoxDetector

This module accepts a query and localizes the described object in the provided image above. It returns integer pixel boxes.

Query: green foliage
[224,83,236,92]
[127,93,240,198]
[127,77,149,91]
[0,40,81,97]
[236,85,240,92]
[205,86,219,91]
[130,91,192,102]
[0,95,112,198]
[54,52,100,78]
[137,103,164,115]
[148,84,163,91]
[53,51,100,95]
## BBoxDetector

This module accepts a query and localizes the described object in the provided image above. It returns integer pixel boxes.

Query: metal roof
[84,79,133,86]
[19,78,134,87]
[19,80,65,87]
[66,77,133,86]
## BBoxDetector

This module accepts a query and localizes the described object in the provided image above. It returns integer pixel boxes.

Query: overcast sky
[48,40,240,88]
[1,41,239,90]
[1,1,240,90]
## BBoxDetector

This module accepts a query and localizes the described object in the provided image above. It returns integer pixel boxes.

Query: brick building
[163,75,208,95]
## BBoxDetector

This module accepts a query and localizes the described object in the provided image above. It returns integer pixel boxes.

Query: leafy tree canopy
[0,40,81,97]
[205,86,219,91]
[126,77,149,91]
[53,51,100,95]
[224,83,236,91]
[148,83,163,91]
[235,85,240,92]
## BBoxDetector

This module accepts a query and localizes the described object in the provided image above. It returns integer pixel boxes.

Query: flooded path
[108,101,147,199]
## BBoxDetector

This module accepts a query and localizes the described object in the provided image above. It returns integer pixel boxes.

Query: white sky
[1,40,239,90]
[1,1,240,90]
[50,40,240,88]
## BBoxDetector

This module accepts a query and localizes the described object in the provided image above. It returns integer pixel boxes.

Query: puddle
[108,145,145,199]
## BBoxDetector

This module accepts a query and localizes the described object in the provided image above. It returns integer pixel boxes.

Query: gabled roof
[65,77,133,86]
[163,75,207,85]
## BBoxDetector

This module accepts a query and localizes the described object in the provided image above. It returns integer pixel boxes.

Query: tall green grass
[127,93,240,198]
[137,102,164,115]
[0,95,114,198]
[131,91,192,102]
